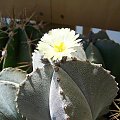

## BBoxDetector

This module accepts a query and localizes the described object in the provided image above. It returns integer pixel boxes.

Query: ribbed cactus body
[0,28,119,120]
[0,25,43,73]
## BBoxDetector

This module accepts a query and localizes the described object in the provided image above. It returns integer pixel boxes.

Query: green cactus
[0,28,119,120]
[0,82,25,120]
[84,31,120,86]
[17,67,52,120]
[84,30,120,119]
[0,60,118,120]
[85,42,105,67]
[0,68,27,120]
[95,40,120,84]
[0,23,43,73]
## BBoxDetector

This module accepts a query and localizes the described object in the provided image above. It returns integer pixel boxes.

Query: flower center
[53,41,66,52]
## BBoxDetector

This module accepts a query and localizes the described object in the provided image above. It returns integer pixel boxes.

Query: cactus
[0,28,118,120]
[0,82,25,120]
[17,66,52,120]
[83,30,120,119]
[85,43,105,67]
[0,68,27,120]
[0,21,43,73]
[0,60,118,120]
[84,30,120,85]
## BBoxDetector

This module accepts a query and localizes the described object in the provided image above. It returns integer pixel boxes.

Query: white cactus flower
[37,28,86,61]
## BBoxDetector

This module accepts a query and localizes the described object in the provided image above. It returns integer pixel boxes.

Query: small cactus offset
[0,28,119,120]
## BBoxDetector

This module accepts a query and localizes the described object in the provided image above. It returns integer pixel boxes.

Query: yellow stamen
[53,41,66,52]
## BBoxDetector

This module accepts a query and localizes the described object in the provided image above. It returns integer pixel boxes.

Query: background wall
[0,0,120,31]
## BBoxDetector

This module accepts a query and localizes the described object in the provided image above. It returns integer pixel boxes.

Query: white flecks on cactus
[32,50,45,71]
[93,68,98,75]
[37,28,86,62]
